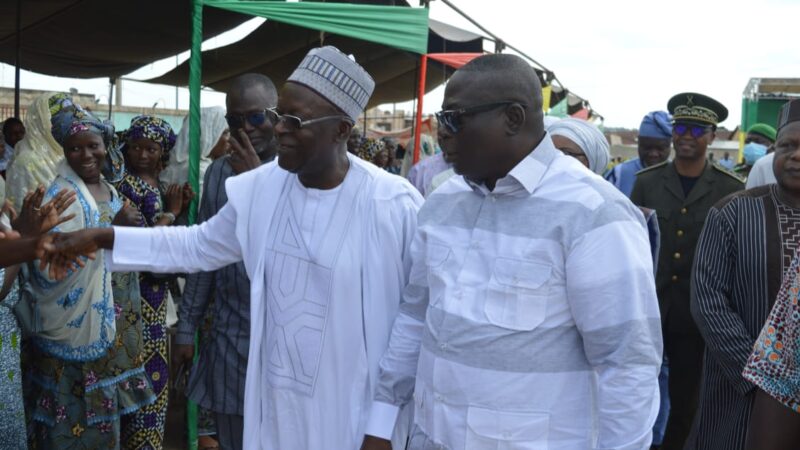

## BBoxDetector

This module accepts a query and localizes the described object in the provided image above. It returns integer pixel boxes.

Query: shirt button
[677,230,684,237]
[681,208,688,214]
[674,252,681,259]
[439,342,447,350]
[671,275,678,282]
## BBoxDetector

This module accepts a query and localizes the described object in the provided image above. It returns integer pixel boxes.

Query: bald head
[457,54,543,111]
[441,53,547,187]
[228,73,277,100]
[225,73,278,156]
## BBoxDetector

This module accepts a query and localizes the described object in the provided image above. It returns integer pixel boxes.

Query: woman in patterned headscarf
[115,115,191,448]
[25,96,155,450]
[115,115,192,449]
[5,93,125,211]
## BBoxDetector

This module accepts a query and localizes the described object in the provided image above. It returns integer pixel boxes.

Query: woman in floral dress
[116,115,191,449]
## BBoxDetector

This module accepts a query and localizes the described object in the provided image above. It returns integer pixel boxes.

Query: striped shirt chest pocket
[485,257,551,331]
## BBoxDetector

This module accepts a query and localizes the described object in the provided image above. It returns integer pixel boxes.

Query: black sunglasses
[266,108,352,131]
[225,109,272,129]
[674,123,712,139]
[435,101,523,134]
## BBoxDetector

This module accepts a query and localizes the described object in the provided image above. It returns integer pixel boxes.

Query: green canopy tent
[148,18,483,108]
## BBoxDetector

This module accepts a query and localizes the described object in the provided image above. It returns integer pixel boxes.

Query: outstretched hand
[37,230,101,280]
[11,186,77,237]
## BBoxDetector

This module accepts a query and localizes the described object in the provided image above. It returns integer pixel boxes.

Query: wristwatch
[157,212,176,225]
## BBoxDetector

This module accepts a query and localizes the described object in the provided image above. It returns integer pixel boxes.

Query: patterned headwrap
[49,94,114,148]
[356,138,384,161]
[548,118,610,175]
[123,115,177,166]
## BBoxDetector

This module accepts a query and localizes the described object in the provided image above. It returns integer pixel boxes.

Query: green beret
[746,123,777,142]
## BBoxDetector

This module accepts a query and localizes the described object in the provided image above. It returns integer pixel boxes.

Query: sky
[1,0,799,128]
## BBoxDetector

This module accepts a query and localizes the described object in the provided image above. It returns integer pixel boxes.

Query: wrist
[94,228,115,249]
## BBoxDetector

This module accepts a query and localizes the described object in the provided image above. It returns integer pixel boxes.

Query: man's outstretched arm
[41,201,243,279]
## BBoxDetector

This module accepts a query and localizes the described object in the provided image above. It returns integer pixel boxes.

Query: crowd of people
[0,45,796,450]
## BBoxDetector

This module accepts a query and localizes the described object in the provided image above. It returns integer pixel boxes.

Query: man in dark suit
[631,92,744,450]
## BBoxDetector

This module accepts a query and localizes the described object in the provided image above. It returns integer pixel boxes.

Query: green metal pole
[188,0,203,225]
[187,1,203,449]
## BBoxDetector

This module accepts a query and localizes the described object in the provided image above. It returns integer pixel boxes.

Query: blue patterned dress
[27,199,156,450]
[0,268,26,448]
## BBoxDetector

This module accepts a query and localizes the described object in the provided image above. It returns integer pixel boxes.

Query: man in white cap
[40,46,422,450]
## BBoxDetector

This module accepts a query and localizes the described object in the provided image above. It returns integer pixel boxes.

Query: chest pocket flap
[493,258,551,290]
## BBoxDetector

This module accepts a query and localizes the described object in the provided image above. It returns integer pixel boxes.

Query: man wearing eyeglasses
[362,53,662,450]
[173,73,278,450]
[630,92,744,450]
[38,46,423,450]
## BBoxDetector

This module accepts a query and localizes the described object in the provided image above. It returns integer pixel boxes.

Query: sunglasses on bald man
[225,109,272,129]
[435,101,525,134]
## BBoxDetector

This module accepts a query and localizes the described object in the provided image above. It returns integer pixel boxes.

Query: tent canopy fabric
[205,0,430,54]
[427,53,483,69]
[0,0,251,78]
[148,18,484,107]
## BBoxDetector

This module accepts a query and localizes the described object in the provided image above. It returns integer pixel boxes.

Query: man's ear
[334,121,354,143]
[504,103,526,135]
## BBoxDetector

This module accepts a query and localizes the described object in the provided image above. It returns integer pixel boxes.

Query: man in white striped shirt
[362,54,663,450]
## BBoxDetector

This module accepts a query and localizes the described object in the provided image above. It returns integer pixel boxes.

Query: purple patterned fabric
[116,172,170,448]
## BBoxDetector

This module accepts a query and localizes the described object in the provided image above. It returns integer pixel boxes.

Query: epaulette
[635,160,668,175]
[713,164,745,182]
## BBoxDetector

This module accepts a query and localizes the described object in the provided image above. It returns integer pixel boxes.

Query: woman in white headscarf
[548,117,610,175]
[4,93,65,210]
[159,106,229,195]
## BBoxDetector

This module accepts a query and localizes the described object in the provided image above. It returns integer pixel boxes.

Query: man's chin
[276,156,299,173]
[674,149,703,161]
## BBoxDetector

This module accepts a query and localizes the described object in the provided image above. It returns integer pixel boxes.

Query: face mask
[743,142,768,166]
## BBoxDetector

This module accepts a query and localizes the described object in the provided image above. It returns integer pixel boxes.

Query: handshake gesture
[0,185,114,280]
[36,228,111,280]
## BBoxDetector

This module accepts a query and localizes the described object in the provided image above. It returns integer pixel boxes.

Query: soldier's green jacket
[631,161,744,334]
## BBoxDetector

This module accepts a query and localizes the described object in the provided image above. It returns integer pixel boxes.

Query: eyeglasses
[266,108,352,131]
[435,101,522,134]
[225,109,272,129]
[674,123,712,139]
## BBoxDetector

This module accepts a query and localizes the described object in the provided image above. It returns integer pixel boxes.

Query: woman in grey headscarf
[547,118,610,175]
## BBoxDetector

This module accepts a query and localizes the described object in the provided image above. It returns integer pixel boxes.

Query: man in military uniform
[631,92,744,450]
